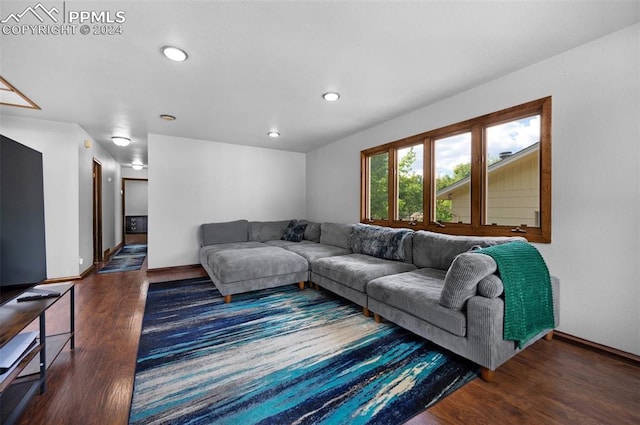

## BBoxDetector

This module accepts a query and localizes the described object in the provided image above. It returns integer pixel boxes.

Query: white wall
[78,132,122,267]
[122,167,148,179]
[2,115,121,278]
[125,180,148,216]
[2,116,81,278]
[306,24,640,355]
[148,134,306,268]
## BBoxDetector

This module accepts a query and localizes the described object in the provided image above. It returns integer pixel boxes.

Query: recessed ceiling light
[131,162,144,171]
[322,92,340,102]
[161,46,188,62]
[160,114,176,121]
[267,131,280,138]
[112,136,131,147]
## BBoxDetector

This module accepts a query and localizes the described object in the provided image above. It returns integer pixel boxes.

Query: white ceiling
[1,1,639,167]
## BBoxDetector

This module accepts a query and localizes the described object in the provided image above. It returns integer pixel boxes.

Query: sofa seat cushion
[264,239,315,248]
[284,243,351,263]
[311,254,416,293]
[210,246,308,284]
[367,268,467,337]
[200,241,267,263]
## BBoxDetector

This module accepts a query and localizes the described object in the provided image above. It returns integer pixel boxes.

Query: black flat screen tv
[0,134,47,305]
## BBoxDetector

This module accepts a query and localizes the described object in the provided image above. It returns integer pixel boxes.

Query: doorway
[92,159,103,264]
[122,178,148,245]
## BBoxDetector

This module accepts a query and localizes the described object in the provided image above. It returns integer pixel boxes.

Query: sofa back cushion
[320,223,354,249]
[298,220,321,242]
[412,230,524,270]
[350,224,414,262]
[249,220,292,242]
[200,220,249,247]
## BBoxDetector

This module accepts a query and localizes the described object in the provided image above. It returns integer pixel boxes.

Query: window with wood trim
[360,97,551,243]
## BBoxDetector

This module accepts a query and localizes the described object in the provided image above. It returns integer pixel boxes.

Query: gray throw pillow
[477,274,504,298]
[350,224,411,261]
[440,253,497,310]
[282,220,307,242]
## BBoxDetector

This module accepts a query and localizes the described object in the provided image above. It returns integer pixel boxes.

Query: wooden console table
[0,283,75,425]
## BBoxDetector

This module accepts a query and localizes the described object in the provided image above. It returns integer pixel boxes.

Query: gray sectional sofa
[198,219,559,380]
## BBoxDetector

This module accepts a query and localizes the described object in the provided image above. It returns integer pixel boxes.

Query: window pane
[396,144,424,221]
[368,152,389,220]
[485,115,540,227]
[434,133,471,223]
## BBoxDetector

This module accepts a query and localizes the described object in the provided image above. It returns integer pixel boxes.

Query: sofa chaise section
[199,219,310,302]
[208,246,308,303]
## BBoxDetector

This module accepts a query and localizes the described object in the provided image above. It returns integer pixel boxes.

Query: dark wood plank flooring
[14,263,640,425]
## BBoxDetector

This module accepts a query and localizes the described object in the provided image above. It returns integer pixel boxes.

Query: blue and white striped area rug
[129,277,478,425]
[98,245,147,274]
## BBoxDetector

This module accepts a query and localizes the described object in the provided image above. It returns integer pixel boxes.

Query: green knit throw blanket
[476,241,555,348]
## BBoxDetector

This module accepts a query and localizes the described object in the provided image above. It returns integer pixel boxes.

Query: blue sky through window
[397,115,540,178]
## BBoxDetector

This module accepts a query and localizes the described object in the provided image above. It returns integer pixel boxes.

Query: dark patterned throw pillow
[282,220,308,242]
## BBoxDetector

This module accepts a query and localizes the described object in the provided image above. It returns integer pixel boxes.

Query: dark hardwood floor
[14,262,640,425]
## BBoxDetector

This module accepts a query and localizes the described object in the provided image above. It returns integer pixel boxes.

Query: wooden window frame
[360,96,552,243]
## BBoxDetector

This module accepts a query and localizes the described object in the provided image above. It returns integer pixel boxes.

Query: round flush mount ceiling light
[161,46,188,62]
[112,136,131,147]
[267,131,280,138]
[160,114,176,121]
[322,92,340,102]
[131,162,144,171]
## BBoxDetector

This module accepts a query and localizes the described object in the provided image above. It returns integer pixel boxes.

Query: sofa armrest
[467,295,504,338]
[468,275,560,339]
[466,295,511,370]
[550,275,560,328]
[465,275,560,370]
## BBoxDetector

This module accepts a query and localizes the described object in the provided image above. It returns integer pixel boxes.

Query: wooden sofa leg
[544,331,554,341]
[374,313,382,323]
[480,368,495,382]
[363,307,370,317]
[298,281,305,290]
[224,295,232,304]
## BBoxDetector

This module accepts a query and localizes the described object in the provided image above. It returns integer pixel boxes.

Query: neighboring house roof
[436,142,540,198]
